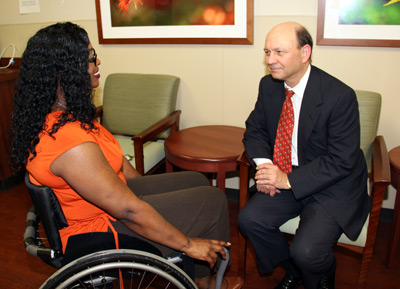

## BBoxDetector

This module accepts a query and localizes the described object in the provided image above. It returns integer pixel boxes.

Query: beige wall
[1,1,399,208]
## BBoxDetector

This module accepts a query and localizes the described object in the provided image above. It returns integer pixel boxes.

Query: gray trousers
[110,171,230,277]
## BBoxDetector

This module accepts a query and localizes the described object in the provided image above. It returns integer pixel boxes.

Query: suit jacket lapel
[297,66,323,165]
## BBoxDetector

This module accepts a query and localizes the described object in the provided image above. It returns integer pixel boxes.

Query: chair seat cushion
[114,136,165,174]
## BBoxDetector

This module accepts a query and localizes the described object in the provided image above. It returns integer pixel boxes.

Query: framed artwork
[95,0,253,44]
[317,0,400,47]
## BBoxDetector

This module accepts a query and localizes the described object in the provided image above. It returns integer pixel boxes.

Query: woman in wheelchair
[10,22,243,289]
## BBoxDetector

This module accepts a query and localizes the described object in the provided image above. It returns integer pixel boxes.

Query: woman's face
[88,43,101,88]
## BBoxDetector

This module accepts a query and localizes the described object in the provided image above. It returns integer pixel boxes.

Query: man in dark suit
[238,22,370,289]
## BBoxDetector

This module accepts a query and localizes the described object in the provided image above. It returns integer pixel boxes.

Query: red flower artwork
[118,0,143,13]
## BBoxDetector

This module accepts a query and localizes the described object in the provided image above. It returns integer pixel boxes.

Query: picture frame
[317,0,400,47]
[95,0,253,45]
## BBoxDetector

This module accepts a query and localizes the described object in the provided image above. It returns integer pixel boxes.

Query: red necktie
[273,88,294,174]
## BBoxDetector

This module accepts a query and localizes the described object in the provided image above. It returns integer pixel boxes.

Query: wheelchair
[23,174,229,289]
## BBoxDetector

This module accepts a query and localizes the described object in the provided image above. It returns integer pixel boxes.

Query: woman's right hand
[182,238,230,268]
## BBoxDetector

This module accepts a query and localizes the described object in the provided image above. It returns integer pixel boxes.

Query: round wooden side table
[164,125,245,192]
[386,146,400,266]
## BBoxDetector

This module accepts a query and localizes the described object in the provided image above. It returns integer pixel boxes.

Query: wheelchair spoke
[137,270,146,288]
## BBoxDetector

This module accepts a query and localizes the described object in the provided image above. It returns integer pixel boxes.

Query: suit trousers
[110,171,230,278]
[238,189,343,289]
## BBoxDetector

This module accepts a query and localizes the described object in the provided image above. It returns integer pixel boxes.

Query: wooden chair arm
[369,135,391,221]
[367,135,391,236]
[132,110,181,175]
[371,135,391,186]
[355,135,391,286]
[132,110,181,144]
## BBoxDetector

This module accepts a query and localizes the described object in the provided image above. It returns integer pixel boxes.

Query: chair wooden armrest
[367,135,391,247]
[132,110,181,175]
[95,107,181,175]
[351,135,391,287]
[371,135,391,186]
[332,135,390,288]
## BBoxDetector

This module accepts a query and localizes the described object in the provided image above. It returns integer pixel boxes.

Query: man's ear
[301,44,312,63]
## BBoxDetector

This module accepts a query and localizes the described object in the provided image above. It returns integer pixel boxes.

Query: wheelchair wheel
[40,249,197,289]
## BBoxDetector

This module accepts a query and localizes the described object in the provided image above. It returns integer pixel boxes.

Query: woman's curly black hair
[9,22,97,172]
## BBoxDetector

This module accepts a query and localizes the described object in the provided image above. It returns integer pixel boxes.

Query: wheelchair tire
[40,249,197,289]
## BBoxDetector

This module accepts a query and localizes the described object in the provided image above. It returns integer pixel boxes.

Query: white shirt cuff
[253,158,273,166]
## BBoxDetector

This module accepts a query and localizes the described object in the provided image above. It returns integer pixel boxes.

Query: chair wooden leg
[356,247,370,289]
[386,187,400,266]
[165,159,174,173]
[238,231,247,279]
[356,182,386,289]
[237,158,250,280]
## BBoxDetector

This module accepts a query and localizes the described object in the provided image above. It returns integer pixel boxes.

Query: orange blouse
[26,111,126,252]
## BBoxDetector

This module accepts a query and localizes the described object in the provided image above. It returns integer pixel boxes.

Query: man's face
[264,24,309,87]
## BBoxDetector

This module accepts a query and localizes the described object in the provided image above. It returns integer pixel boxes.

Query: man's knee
[238,207,265,238]
[290,240,333,273]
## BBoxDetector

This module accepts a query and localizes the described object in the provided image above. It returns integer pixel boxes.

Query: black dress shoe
[274,274,302,289]
[317,274,335,289]
[318,258,336,289]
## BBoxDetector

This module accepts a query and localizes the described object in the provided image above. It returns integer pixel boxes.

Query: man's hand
[256,183,281,196]
[255,163,291,195]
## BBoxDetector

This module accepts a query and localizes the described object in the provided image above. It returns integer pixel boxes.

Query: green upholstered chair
[237,90,391,289]
[96,73,181,175]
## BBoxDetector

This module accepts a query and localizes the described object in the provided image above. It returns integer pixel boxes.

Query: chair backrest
[356,90,381,172]
[102,73,180,138]
[24,173,68,260]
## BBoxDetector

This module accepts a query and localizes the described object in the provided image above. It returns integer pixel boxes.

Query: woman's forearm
[120,200,190,252]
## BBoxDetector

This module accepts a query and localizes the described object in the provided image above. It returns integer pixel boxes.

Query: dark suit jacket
[243,65,371,240]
